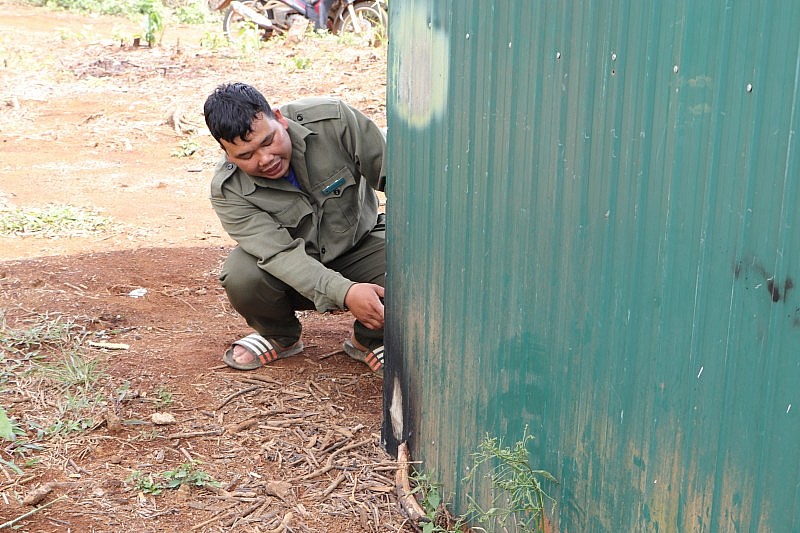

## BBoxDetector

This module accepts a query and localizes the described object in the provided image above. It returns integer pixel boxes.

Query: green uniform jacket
[209,97,386,312]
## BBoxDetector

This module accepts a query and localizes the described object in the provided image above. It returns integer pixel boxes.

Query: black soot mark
[767,278,781,302]
[734,257,794,304]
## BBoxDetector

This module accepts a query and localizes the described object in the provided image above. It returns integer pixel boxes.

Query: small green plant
[280,56,312,71]
[128,470,163,494]
[230,22,266,53]
[465,427,558,533]
[200,31,227,50]
[45,417,96,436]
[162,461,220,489]
[128,461,221,495]
[292,56,312,70]
[409,471,464,533]
[172,139,199,157]
[138,0,165,46]
[154,386,174,409]
[115,381,132,402]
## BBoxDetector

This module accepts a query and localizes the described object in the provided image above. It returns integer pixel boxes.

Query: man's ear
[273,108,289,128]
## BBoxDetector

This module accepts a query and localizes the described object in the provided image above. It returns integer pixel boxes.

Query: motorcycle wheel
[336,1,388,46]
[223,1,273,43]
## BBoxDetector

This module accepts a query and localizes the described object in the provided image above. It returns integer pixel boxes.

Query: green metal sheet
[384,0,800,530]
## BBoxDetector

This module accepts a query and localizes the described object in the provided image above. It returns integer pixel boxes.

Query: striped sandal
[222,333,304,370]
[343,339,384,377]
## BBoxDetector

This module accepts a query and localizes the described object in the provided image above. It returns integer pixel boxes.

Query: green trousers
[220,229,385,350]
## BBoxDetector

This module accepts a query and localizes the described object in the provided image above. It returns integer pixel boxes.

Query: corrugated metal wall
[384,1,800,531]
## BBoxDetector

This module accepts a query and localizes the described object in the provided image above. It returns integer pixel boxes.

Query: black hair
[203,82,275,145]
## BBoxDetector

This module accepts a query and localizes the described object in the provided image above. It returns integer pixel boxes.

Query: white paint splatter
[390,376,404,441]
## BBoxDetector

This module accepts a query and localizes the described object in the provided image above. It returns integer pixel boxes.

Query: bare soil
[0,2,407,531]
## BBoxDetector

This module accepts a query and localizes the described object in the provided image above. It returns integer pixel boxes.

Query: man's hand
[344,283,385,330]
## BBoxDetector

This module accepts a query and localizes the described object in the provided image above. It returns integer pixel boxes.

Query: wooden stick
[0,495,66,529]
[218,385,262,410]
[321,473,347,498]
[318,349,344,360]
[294,437,373,481]
[395,442,426,522]
[87,341,130,350]
[165,429,224,440]
[227,417,259,434]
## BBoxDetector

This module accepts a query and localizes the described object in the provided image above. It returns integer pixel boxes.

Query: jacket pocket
[318,168,359,233]
[272,198,313,230]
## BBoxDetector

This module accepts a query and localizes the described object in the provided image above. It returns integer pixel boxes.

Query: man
[203,82,386,376]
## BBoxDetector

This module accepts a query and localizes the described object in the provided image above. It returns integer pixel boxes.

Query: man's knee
[221,247,255,287]
[220,248,287,308]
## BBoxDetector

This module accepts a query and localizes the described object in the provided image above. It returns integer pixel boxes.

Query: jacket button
[226,163,234,170]
[333,189,341,196]
[296,113,303,121]
[321,247,326,254]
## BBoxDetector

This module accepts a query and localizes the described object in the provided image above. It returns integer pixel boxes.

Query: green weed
[230,22,266,53]
[35,351,106,392]
[409,470,464,533]
[138,0,164,46]
[127,471,163,494]
[408,429,558,533]
[162,461,220,489]
[154,386,174,409]
[115,381,133,402]
[0,313,81,354]
[45,417,96,436]
[465,427,558,533]
[280,56,312,71]
[172,139,199,157]
[199,30,227,50]
[56,27,90,41]
[128,461,221,495]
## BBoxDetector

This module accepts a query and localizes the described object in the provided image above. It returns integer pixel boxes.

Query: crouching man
[203,82,386,376]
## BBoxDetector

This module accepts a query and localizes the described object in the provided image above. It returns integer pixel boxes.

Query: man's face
[220,110,292,179]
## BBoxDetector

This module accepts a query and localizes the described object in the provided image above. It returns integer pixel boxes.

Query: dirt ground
[0,2,409,531]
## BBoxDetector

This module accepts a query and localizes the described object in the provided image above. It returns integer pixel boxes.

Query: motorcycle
[208,0,388,45]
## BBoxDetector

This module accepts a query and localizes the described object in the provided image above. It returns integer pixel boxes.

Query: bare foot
[229,344,256,365]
